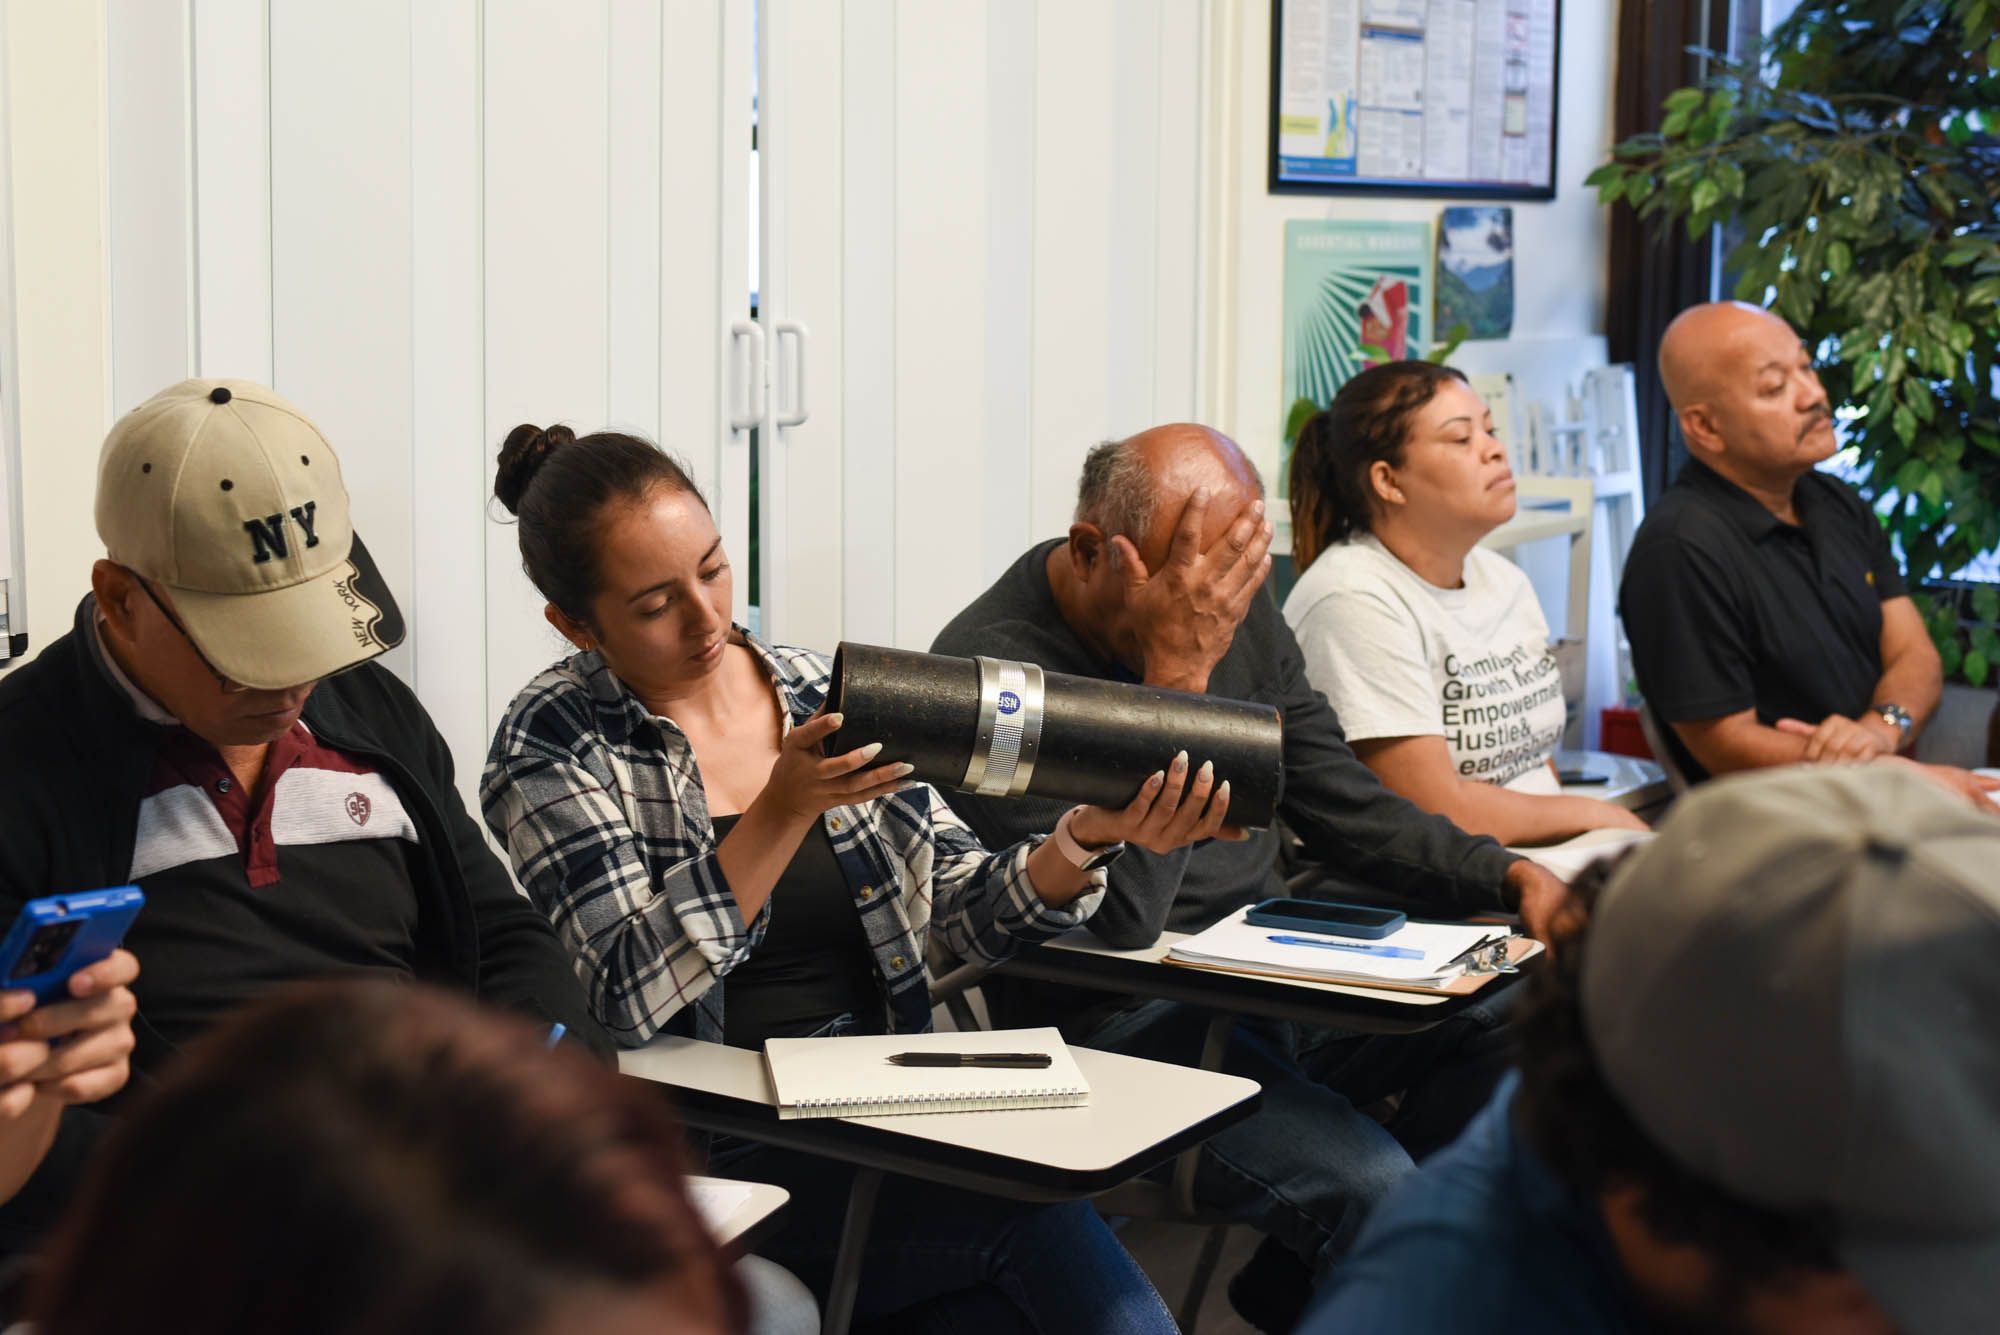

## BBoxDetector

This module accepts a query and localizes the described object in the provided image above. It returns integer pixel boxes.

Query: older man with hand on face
[932,423,1568,1332]
[1621,301,1996,811]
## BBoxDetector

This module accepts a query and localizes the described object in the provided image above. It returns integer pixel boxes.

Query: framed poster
[1280,219,1433,490]
[1269,0,1561,198]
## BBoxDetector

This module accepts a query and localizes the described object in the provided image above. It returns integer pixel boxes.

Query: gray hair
[1075,438,1157,541]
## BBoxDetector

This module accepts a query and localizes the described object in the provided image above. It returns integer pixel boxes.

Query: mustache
[1798,406,1832,441]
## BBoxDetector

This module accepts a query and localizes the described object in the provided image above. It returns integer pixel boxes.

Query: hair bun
[493,423,576,515]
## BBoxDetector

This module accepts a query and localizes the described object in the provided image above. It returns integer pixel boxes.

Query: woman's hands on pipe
[1066,749,1244,854]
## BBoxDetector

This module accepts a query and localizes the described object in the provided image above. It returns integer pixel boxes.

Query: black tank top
[712,814,883,1048]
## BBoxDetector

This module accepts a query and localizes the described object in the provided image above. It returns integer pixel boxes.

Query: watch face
[1082,845,1125,873]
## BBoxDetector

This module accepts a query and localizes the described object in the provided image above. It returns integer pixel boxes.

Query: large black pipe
[824,643,1284,829]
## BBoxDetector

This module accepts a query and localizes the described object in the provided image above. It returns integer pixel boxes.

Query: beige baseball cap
[1582,763,2000,1335]
[95,378,404,690]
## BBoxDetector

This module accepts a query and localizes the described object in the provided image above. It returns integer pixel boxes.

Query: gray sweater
[931,540,1518,951]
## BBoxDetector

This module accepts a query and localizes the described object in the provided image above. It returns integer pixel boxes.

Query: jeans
[1081,990,1517,1281]
[706,1013,1177,1335]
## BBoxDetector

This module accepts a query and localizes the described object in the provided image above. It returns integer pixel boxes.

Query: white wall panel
[761,0,844,650]
[659,0,735,514]
[410,0,487,799]
[190,0,272,383]
[608,0,663,444]
[1151,0,1203,424]
[481,0,612,726]
[1029,0,1118,541]
[837,0,896,648]
[982,1,1035,587]
[1106,0,1163,433]
[105,0,193,417]
[270,0,415,682]
[892,0,988,651]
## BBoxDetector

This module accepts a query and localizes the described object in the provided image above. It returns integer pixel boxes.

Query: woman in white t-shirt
[1282,361,1645,845]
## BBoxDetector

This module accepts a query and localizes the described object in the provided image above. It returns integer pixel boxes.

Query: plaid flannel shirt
[481,631,1103,1046]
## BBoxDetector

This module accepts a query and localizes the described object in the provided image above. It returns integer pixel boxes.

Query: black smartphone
[1242,898,1407,940]
[1556,769,1610,785]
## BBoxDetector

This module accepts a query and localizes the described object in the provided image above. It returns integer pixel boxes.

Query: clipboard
[1162,935,1542,997]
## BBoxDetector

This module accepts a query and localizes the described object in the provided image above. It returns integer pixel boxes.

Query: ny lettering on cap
[95,378,405,691]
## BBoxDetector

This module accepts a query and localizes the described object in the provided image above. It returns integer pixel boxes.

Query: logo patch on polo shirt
[345,792,372,826]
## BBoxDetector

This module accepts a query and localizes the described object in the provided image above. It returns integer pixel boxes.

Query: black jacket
[0,598,610,1245]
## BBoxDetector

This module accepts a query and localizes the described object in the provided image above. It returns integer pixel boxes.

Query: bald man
[1619,302,1977,790]
[932,424,1566,1331]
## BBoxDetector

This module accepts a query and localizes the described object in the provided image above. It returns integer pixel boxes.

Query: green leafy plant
[1587,0,2000,684]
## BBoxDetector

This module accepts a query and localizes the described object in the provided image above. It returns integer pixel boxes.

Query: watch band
[1053,807,1124,873]
[1873,701,1913,745]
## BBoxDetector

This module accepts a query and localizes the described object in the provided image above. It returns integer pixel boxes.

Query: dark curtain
[1604,0,1733,505]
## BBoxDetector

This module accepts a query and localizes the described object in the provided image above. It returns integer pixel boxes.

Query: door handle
[729,320,765,431]
[773,319,810,428]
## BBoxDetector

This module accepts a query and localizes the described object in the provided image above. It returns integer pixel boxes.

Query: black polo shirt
[1619,458,1904,782]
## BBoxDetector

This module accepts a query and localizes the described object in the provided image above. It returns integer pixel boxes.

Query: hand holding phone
[0,890,146,1114]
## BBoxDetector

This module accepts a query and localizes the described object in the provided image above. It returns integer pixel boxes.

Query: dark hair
[493,423,702,625]
[30,981,746,1335]
[1515,854,1842,1302]
[1287,360,1468,571]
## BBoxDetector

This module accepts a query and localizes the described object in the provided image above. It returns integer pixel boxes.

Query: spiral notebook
[762,1028,1091,1120]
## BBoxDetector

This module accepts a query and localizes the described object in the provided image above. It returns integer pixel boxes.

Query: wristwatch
[1872,701,1914,749]
[1053,807,1126,873]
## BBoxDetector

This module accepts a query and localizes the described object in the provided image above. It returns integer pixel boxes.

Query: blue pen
[546,1023,567,1049]
[1266,934,1425,960]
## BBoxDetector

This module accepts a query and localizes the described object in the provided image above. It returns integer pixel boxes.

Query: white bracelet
[1052,807,1123,871]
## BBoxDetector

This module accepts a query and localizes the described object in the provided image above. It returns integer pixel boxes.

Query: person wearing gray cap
[1301,761,2000,1334]
[0,379,609,1251]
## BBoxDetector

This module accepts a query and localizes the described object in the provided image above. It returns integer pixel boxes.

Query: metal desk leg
[821,1166,882,1335]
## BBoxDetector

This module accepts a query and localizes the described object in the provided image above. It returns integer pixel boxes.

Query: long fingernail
[1198,760,1214,781]
[1173,750,1189,772]
[894,762,917,777]
[1218,779,1231,798]
[826,712,844,727]
[1149,771,1165,788]
[859,742,884,760]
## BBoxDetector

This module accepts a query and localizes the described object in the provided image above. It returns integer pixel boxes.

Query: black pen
[1444,933,1507,969]
[887,1052,1053,1068]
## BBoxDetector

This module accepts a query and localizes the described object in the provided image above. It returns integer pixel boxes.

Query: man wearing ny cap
[0,378,607,1245]
[1302,761,2000,1334]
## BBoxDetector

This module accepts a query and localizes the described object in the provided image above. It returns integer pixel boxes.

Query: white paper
[1511,827,1654,883]
[1168,908,1505,985]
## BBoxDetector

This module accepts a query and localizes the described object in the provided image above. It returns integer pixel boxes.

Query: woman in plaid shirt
[482,424,1232,1335]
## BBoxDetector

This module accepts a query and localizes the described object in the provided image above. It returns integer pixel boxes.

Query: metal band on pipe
[965,657,1047,797]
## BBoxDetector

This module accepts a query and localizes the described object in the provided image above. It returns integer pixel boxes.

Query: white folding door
[99,0,756,802]
[753,0,1210,655]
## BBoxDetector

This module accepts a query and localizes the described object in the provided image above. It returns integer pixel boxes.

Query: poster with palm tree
[1280,219,1432,496]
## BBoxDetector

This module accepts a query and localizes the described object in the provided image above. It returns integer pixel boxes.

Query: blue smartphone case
[1243,897,1406,940]
[0,888,146,1006]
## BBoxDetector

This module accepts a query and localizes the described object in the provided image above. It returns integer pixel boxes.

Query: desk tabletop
[997,925,1519,1035]
[623,1038,1260,1203]
[1558,749,1671,813]
[687,1175,789,1253]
